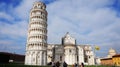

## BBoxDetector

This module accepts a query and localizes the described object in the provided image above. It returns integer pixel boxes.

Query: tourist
[63,61,68,67]
[52,61,55,67]
[81,63,84,67]
[75,63,77,67]
[56,61,60,67]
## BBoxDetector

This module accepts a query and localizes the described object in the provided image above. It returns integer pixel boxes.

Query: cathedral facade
[25,2,95,65]
[47,32,95,65]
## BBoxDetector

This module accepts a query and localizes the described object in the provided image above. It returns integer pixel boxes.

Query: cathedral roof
[63,32,74,39]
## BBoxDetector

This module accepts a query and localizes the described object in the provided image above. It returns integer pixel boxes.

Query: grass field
[0,63,50,67]
[0,63,119,67]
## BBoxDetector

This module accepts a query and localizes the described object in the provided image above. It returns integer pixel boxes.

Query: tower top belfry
[33,1,46,9]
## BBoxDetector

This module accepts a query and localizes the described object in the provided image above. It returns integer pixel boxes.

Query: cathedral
[25,2,95,66]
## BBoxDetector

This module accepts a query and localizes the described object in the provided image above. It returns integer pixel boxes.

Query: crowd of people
[50,61,84,67]
[73,63,84,67]
[51,61,68,67]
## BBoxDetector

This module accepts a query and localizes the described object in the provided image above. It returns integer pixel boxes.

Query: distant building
[25,1,95,66]
[96,57,101,65]
[112,54,120,66]
[0,52,25,63]
[107,48,117,58]
[101,58,113,66]
[100,48,119,66]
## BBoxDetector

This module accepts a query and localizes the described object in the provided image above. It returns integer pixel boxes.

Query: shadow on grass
[0,63,120,67]
[0,63,51,67]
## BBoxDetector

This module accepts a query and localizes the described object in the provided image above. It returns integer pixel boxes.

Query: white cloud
[46,0,120,56]
[47,0,117,43]
[0,20,27,54]
[0,40,14,45]
[0,0,120,56]
[0,40,15,52]
[0,41,25,54]
[0,12,14,21]
[0,20,28,38]
[14,0,41,20]
[0,0,45,54]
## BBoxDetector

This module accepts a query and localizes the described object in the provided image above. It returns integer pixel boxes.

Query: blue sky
[0,0,120,57]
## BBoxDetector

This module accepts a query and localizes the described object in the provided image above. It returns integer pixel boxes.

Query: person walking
[52,61,55,67]
[56,61,60,67]
[75,63,77,67]
[81,63,84,67]
[63,61,68,67]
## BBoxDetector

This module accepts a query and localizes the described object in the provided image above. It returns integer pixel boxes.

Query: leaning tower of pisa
[25,2,47,65]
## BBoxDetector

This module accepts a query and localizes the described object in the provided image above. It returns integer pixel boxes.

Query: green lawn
[69,65,119,67]
[85,65,114,67]
[0,63,51,67]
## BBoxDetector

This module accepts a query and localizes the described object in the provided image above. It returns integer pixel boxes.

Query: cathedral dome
[107,48,117,58]
[108,48,116,55]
